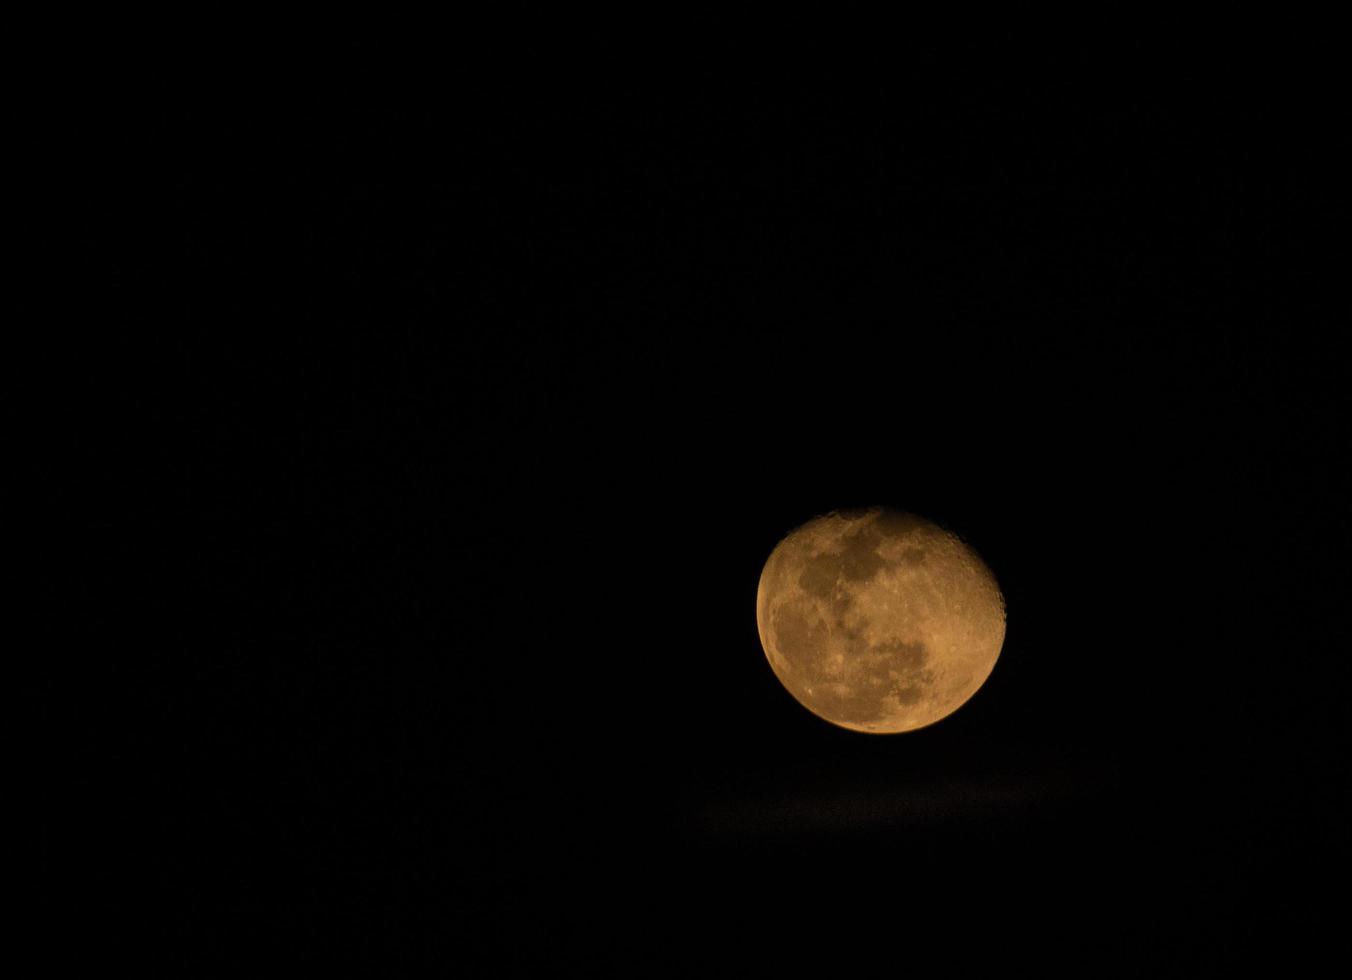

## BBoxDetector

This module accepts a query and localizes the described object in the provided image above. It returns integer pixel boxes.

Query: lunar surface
[756,508,1005,733]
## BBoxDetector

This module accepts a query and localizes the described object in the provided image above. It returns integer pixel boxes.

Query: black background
[68,40,1346,972]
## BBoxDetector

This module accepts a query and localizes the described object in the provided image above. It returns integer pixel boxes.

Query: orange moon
[756,508,1006,733]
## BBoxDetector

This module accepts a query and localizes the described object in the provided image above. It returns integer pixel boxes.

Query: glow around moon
[756,508,1005,734]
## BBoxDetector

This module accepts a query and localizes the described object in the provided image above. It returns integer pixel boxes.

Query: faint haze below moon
[689,766,1103,839]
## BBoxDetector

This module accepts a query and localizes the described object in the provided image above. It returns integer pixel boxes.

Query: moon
[756,508,1005,733]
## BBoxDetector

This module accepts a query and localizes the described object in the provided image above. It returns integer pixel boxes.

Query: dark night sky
[66,41,1346,971]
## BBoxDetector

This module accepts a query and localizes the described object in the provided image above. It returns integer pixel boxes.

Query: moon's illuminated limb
[756,508,1005,734]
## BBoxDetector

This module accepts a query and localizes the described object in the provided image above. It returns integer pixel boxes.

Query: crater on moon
[756,507,1005,733]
